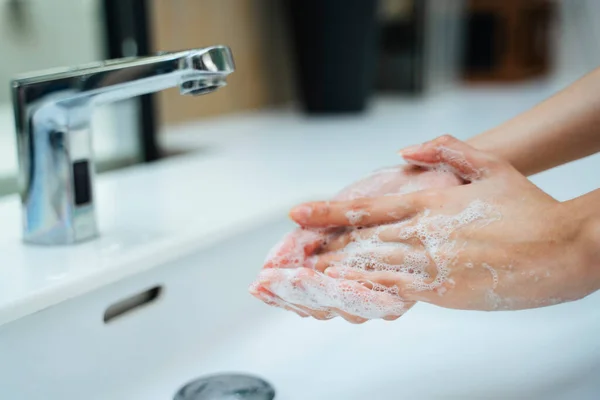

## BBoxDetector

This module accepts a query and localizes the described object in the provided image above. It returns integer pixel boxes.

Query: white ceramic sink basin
[1,212,600,400]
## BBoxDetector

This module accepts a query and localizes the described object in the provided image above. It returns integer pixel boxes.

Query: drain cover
[174,373,276,400]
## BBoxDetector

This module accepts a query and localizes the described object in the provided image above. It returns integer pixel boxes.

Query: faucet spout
[11,46,235,245]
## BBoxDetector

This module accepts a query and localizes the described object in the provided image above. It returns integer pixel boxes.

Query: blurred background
[1,0,599,197]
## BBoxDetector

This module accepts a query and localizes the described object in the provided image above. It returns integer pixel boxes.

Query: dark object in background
[287,0,379,114]
[462,0,554,82]
[6,0,30,34]
[377,0,426,93]
[103,0,159,162]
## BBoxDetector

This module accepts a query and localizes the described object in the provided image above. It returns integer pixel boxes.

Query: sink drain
[174,373,276,400]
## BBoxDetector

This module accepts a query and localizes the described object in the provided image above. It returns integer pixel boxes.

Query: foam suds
[262,165,457,272]
[385,181,422,195]
[403,145,483,182]
[482,263,499,289]
[405,200,500,291]
[330,200,500,292]
[254,164,495,319]
[335,232,431,276]
[263,229,326,269]
[250,282,309,316]
[259,268,407,319]
[485,289,503,310]
[257,199,500,318]
[438,146,483,181]
[345,210,370,225]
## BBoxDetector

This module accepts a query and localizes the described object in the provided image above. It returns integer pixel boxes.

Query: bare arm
[468,67,600,176]
[287,136,600,315]
[564,187,600,283]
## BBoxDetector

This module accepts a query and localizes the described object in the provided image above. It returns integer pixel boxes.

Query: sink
[1,213,600,399]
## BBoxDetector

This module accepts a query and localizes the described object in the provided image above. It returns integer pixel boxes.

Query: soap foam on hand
[257,267,408,320]
[251,164,463,320]
[255,199,500,320]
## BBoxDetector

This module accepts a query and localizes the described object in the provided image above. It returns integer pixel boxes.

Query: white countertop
[1,80,599,327]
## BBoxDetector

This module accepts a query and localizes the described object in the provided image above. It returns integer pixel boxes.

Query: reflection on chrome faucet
[11,46,235,245]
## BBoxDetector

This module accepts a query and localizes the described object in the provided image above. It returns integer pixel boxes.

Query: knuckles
[434,134,459,146]
[348,198,373,211]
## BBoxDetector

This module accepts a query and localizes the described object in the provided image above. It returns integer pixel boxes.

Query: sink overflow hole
[103,286,162,323]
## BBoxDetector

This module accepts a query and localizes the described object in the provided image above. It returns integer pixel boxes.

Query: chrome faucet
[11,46,235,245]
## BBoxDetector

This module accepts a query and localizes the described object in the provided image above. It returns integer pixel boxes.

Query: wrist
[577,215,600,290]
[561,198,600,293]
[467,129,528,175]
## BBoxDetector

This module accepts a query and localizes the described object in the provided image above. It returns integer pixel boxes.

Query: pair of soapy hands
[250,136,595,323]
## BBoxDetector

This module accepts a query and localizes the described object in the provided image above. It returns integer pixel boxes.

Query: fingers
[263,231,303,269]
[318,227,383,253]
[333,279,408,319]
[254,269,337,320]
[315,228,363,253]
[250,281,336,320]
[263,228,331,269]
[252,280,349,322]
[249,283,310,318]
[305,252,346,272]
[325,267,421,302]
[289,193,428,228]
[253,283,363,323]
[310,248,430,278]
[326,268,397,286]
[325,268,409,288]
[383,309,411,321]
[317,223,423,254]
[399,135,507,181]
[325,266,453,304]
[297,306,334,320]
[329,308,368,324]
[258,267,408,320]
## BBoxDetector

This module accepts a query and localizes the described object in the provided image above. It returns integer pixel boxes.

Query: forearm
[563,189,600,293]
[468,68,600,176]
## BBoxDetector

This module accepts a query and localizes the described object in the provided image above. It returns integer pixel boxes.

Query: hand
[250,163,463,322]
[284,135,596,313]
[261,164,462,271]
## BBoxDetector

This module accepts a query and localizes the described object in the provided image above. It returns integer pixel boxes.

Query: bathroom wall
[149,0,296,126]
[423,0,466,94]
[0,0,141,195]
[553,0,600,82]
[148,0,600,129]
[0,0,103,103]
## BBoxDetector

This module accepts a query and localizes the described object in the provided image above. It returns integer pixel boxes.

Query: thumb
[398,135,505,181]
